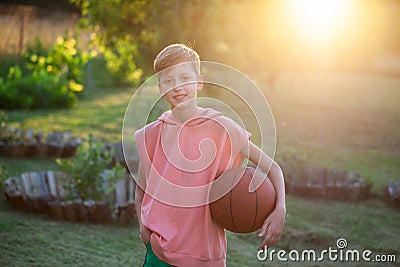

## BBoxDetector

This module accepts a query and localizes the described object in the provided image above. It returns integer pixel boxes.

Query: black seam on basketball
[247,167,258,231]
[230,168,241,232]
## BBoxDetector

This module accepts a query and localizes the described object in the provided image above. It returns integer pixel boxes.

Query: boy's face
[157,62,203,110]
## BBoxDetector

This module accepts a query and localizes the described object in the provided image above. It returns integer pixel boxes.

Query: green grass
[1,71,400,266]
[5,87,135,143]
[1,196,399,267]
[270,72,400,194]
[0,201,144,266]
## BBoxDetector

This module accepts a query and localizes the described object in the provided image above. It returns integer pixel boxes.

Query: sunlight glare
[289,0,352,44]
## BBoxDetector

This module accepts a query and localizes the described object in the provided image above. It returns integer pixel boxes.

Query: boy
[134,43,286,266]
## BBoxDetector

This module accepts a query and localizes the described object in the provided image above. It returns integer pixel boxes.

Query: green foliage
[0,110,8,129]
[0,66,76,110]
[73,0,151,47]
[0,54,20,79]
[0,161,8,185]
[72,0,400,79]
[70,0,258,77]
[0,110,26,145]
[23,34,89,93]
[103,38,143,87]
[72,0,155,81]
[89,42,144,88]
[71,0,266,80]
[0,122,16,145]
[0,33,89,110]
[89,55,113,87]
[56,134,125,202]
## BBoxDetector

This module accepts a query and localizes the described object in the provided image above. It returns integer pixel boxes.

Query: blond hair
[154,43,200,75]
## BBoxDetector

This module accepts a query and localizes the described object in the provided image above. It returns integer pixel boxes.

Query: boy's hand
[140,226,152,245]
[258,206,286,250]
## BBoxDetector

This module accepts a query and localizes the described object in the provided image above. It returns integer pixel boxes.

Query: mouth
[173,94,187,101]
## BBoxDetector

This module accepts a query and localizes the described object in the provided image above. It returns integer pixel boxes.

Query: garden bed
[0,130,81,158]
[2,170,137,225]
[281,162,372,201]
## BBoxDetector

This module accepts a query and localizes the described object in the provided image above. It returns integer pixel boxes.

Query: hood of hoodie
[157,107,222,126]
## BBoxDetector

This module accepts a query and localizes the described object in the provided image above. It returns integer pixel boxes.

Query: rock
[385,182,400,208]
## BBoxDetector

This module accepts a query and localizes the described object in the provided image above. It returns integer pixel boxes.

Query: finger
[258,221,270,237]
[267,236,277,248]
[265,228,275,243]
[259,236,268,250]
[266,231,281,248]
[263,227,275,246]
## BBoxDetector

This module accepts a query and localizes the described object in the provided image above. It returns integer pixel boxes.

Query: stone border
[384,182,400,208]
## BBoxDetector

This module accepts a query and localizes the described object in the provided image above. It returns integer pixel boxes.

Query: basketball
[209,167,276,233]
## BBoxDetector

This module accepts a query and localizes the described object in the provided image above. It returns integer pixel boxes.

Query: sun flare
[288,0,352,44]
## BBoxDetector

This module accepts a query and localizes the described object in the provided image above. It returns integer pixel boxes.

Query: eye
[164,79,172,84]
[182,76,194,83]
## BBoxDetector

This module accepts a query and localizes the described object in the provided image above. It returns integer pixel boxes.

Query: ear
[197,75,203,92]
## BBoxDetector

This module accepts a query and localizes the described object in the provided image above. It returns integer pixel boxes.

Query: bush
[0,33,89,110]
[24,35,89,92]
[0,66,76,109]
[56,134,125,201]
[0,54,20,79]
[102,38,143,87]
[89,55,115,88]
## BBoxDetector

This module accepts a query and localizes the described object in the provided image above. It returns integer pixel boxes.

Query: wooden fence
[0,3,82,55]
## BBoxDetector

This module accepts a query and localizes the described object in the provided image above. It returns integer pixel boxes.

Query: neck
[172,100,198,122]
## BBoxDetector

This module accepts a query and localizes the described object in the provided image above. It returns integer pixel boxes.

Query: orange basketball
[209,167,276,233]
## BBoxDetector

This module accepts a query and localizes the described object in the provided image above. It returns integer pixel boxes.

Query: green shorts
[143,242,175,267]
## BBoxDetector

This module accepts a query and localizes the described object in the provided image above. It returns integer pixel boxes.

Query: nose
[173,82,183,91]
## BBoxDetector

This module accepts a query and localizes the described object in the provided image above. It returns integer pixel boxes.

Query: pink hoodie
[134,107,250,266]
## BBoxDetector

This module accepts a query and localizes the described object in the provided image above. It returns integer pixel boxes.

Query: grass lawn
[1,71,400,266]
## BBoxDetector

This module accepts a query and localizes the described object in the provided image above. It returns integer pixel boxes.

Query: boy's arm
[134,163,152,245]
[241,141,286,249]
